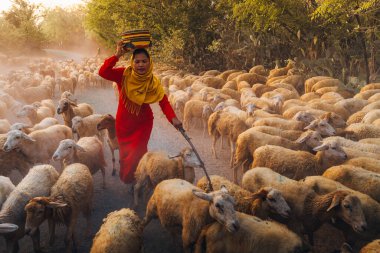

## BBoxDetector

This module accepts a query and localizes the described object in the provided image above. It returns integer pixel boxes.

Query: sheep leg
[229,138,235,168]
[232,162,240,184]
[6,238,19,253]
[31,228,42,253]
[64,215,78,253]
[83,203,92,238]
[142,196,157,227]
[100,166,106,189]
[133,181,143,208]
[48,218,56,246]
[182,224,197,253]
[211,133,220,159]
[110,147,116,176]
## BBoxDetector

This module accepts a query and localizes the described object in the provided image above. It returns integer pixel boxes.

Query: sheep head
[192,186,240,233]
[97,114,115,131]
[25,197,67,236]
[326,191,367,233]
[251,187,291,218]
[305,119,336,137]
[180,147,201,168]
[3,130,35,152]
[52,139,85,161]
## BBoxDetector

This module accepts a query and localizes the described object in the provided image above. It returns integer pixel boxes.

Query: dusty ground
[0,53,345,252]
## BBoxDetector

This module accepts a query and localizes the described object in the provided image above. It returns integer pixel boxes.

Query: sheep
[32,98,55,116]
[24,163,93,253]
[0,176,15,209]
[218,70,241,81]
[208,111,248,166]
[56,98,94,127]
[183,100,210,131]
[323,165,380,203]
[0,119,10,134]
[368,93,380,103]
[281,99,308,112]
[354,89,380,100]
[242,167,367,245]
[3,125,73,164]
[52,137,106,188]
[197,175,290,219]
[194,212,308,253]
[282,106,328,119]
[233,128,323,183]
[96,114,119,176]
[253,115,310,130]
[90,208,143,253]
[201,104,214,137]
[300,92,321,102]
[17,104,53,125]
[342,146,380,160]
[143,179,239,253]
[0,164,59,253]
[235,73,267,86]
[304,76,333,93]
[361,101,380,112]
[220,87,240,101]
[134,147,201,207]
[374,118,380,127]
[344,123,380,139]
[361,109,380,124]
[251,142,348,180]
[359,138,380,145]
[60,91,77,103]
[0,134,32,177]
[249,65,268,76]
[311,78,345,92]
[359,240,380,253]
[347,111,367,125]
[323,136,380,155]
[301,176,380,248]
[71,114,104,140]
[320,112,347,128]
[360,83,380,93]
[10,117,59,134]
[251,83,277,97]
[345,157,380,173]
[250,126,303,141]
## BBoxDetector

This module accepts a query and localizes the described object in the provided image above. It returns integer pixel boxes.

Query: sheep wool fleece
[99,55,176,183]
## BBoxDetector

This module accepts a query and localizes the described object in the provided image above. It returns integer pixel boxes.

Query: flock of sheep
[0,54,378,253]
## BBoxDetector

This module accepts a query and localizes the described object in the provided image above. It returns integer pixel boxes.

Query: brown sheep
[24,163,93,253]
[90,208,143,253]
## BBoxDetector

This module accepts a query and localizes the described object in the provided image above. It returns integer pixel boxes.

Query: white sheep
[323,136,380,155]
[143,179,239,253]
[52,137,106,188]
[242,167,367,245]
[323,165,380,203]
[17,104,53,125]
[251,142,348,179]
[0,119,10,134]
[134,147,201,207]
[3,125,73,164]
[24,163,93,253]
[10,117,59,134]
[344,123,380,140]
[361,109,380,124]
[0,164,59,252]
[208,111,248,166]
[71,114,104,140]
[183,100,210,131]
[196,175,290,220]
[0,176,15,209]
[90,208,143,253]
[344,157,380,173]
[195,212,307,253]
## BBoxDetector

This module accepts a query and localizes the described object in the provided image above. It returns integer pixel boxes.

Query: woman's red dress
[99,55,176,183]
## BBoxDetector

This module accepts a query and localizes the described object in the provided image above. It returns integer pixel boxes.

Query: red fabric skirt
[116,115,153,184]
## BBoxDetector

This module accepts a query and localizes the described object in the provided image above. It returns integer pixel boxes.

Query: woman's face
[132,53,150,75]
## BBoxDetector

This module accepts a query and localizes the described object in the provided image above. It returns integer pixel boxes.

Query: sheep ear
[47,200,67,208]
[68,101,78,107]
[304,120,317,130]
[25,135,36,142]
[295,131,311,144]
[321,112,331,120]
[327,193,343,212]
[74,144,86,152]
[192,189,213,202]
[252,187,269,200]
[0,223,19,233]
[313,143,329,152]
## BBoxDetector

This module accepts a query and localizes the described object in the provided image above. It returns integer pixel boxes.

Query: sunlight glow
[0,0,84,12]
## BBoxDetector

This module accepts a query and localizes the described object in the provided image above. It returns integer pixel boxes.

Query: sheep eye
[215,203,224,213]
[331,147,336,150]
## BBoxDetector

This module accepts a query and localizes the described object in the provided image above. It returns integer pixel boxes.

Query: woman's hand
[115,41,130,58]
[172,117,183,130]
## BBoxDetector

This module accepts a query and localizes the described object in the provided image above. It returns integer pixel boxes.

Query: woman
[98,41,182,184]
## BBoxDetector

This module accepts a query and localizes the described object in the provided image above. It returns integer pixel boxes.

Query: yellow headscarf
[121,53,165,115]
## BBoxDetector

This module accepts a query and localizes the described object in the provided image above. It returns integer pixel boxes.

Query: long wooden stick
[178,127,213,192]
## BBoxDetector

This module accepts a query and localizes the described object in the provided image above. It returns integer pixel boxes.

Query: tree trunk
[355,14,370,84]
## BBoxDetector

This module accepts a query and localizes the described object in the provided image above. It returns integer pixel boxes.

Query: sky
[0,0,84,12]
